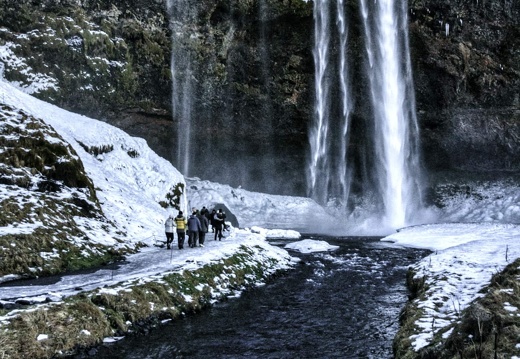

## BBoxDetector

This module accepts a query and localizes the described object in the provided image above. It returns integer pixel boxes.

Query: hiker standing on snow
[164,214,175,250]
[213,209,224,241]
[209,208,217,232]
[187,210,202,247]
[197,210,209,247]
[221,210,228,232]
[174,210,187,249]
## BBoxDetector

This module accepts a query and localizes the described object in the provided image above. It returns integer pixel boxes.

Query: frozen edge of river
[389,223,520,358]
[0,235,297,359]
[395,258,520,359]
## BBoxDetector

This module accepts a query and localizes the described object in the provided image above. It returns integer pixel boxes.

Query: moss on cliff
[0,0,171,119]
[0,105,131,279]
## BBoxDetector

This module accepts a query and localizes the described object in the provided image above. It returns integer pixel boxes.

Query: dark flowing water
[88,236,429,359]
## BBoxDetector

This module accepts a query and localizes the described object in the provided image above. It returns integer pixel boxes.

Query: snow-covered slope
[0,79,339,239]
[0,81,186,246]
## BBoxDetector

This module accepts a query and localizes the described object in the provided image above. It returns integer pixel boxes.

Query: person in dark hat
[213,209,224,241]
[187,210,202,248]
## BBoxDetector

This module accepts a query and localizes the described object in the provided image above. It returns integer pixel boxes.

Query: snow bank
[186,178,336,232]
[250,226,301,239]
[382,223,520,351]
[0,81,186,245]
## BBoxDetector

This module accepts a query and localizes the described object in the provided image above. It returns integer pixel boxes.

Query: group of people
[164,206,228,250]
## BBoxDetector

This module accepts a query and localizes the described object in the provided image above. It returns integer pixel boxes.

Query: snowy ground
[1,79,520,355]
[0,227,299,320]
[379,176,520,351]
[383,223,520,351]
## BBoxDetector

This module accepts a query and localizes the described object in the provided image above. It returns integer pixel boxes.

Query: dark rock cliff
[0,0,518,195]
[409,0,520,172]
[0,0,174,158]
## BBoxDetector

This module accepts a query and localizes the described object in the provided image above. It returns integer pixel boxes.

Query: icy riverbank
[385,223,520,358]
[0,228,299,358]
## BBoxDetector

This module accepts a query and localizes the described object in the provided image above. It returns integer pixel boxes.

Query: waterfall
[336,0,353,207]
[309,0,424,230]
[167,0,195,176]
[308,0,353,207]
[177,63,192,176]
[361,0,424,228]
[308,0,353,208]
[308,0,331,205]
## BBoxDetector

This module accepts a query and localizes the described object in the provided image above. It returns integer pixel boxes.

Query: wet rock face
[0,0,173,124]
[0,0,518,193]
[409,0,519,108]
[165,0,314,194]
[0,0,315,195]
[409,0,520,171]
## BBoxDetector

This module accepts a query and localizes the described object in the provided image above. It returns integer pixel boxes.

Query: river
[85,235,429,359]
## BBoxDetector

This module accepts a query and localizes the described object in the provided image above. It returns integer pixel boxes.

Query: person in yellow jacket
[174,210,187,249]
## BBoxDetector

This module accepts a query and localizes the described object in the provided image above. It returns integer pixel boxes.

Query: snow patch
[285,239,339,253]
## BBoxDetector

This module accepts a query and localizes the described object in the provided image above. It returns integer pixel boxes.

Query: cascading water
[309,0,424,230]
[167,0,195,177]
[177,63,192,176]
[308,0,352,208]
[361,0,424,228]
[336,0,353,208]
[308,0,331,206]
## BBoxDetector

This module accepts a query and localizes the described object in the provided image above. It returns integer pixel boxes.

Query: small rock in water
[88,347,98,356]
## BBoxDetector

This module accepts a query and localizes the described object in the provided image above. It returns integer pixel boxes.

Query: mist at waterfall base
[186,175,520,237]
[167,0,437,234]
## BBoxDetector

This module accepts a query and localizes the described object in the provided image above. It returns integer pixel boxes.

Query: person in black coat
[213,209,224,241]
[187,210,202,248]
[197,210,209,246]
[209,209,217,232]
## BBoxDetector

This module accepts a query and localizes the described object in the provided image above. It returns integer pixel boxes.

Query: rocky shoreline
[395,253,520,358]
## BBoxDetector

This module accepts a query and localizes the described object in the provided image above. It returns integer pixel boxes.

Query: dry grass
[444,259,520,359]
[395,258,520,358]
[2,300,112,358]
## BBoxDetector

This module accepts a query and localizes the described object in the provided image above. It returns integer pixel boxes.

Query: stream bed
[87,236,429,358]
